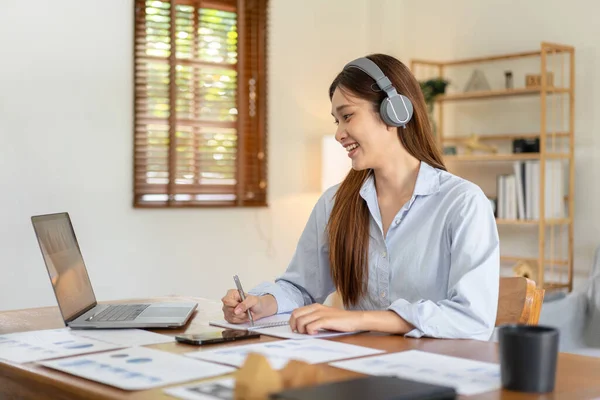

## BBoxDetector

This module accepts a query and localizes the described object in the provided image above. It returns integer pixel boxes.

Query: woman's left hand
[289,304,363,335]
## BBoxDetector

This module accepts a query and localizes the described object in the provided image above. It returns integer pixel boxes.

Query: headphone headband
[343,57,413,128]
[344,58,394,94]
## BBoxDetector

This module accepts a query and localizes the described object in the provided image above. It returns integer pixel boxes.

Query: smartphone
[175,329,261,345]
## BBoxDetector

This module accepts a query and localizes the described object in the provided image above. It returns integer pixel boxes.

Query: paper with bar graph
[330,350,501,396]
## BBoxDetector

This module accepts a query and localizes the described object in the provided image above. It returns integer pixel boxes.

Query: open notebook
[209,314,362,340]
[210,313,292,331]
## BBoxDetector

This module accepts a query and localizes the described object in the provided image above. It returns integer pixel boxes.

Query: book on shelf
[497,174,516,220]
[513,162,526,219]
[496,160,566,221]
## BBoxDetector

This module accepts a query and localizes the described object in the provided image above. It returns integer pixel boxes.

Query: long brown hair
[327,54,446,307]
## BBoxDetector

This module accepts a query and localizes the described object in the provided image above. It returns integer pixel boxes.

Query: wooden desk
[2,297,600,400]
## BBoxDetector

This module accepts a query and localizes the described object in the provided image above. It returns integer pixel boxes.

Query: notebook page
[209,313,291,331]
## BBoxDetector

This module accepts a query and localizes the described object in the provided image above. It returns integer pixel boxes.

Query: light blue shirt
[249,161,500,340]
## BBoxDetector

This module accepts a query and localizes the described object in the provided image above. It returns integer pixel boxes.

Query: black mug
[497,324,559,393]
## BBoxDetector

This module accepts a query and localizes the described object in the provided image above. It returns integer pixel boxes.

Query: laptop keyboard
[89,304,150,322]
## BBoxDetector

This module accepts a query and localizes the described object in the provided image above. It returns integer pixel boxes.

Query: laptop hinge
[66,302,98,324]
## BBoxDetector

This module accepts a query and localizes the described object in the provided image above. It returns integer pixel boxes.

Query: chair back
[330,276,545,326]
[495,276,545,326]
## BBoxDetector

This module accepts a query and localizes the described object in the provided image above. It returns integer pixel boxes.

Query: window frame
[133,0,269,208]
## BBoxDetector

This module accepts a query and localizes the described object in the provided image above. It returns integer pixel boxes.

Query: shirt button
[395,219,401,226]
[381,291,386,298]
[381,251,387,258]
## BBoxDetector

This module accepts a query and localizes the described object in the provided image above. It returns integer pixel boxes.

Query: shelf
[500,255,569,266]
[495,219,571,226]
[544,282,570,291]
[412,43,573,68]
[438,50,542,66]
[444,153,570,162]
[442,132,569,142]
[435,87,570,102]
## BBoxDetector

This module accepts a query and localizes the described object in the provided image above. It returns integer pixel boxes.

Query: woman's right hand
[220,289,277,323]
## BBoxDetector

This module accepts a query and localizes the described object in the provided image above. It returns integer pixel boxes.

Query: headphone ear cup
[380,94,414,127]
[380,99,399,127]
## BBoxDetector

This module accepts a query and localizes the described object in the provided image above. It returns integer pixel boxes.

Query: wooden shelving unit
[412,42,576,292]
[443,153,569,162]
[500,255,569,266]
[436,86,569,102]
[443,132,569,143]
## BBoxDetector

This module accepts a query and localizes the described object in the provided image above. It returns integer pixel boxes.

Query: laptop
[31,212,197,329]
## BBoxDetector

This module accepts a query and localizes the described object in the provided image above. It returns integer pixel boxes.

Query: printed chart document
[210,313,361,339]
[186,338,383,370]
[330,350,501,396]
[0,329,122,363]
[164,377,235,400]
[67,328,175,347]
[40,347,236,391]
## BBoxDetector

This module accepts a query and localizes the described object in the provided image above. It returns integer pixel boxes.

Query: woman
[221,54,499,340]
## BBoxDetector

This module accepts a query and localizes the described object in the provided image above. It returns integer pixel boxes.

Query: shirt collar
[359,161,441,199]
[413,161,441,196]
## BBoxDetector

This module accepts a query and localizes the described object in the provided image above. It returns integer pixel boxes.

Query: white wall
[0,0,370,311]
[1,0,597,312]
[389,0,600,285]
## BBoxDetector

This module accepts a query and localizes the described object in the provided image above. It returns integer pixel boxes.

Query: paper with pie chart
[185,338,384,370]
[40,347,236,390]
[0,329,122,363]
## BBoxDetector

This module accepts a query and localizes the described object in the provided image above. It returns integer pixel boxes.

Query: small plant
[419,78,449,137]
[419,78,450,104]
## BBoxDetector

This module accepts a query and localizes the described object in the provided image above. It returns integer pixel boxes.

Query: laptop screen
[31,213,97,322]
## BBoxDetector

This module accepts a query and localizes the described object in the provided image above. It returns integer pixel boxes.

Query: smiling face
[331,87,398,171]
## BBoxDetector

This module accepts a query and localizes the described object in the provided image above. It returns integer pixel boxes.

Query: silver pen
[233,275,254,326]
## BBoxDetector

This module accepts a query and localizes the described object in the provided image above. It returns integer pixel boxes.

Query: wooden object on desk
[2,296,600,400]
[234,356,324,400]
[234,356,326,400]
[411,42,576,293]
[234,353,283,400]
[280,359,323,390]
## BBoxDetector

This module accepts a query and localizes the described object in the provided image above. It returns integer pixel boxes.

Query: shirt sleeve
[248,190,336,314]
[388,188,500,340]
